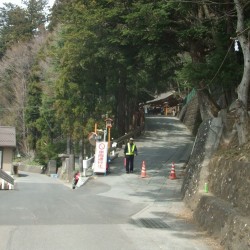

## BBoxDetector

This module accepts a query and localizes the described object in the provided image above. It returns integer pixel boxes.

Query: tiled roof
[0,126,16,147]
[146,91,176,104]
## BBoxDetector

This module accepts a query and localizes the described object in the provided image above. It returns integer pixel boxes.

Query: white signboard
[94,142,108,173]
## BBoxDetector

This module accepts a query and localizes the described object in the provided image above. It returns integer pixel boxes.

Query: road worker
[124,137,138,173]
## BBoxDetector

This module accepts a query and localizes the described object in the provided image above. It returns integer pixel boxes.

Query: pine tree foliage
[0,0,48,58]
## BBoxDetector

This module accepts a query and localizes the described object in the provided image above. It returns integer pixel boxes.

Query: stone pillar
[68,154,75,181]
[48,160,57,175]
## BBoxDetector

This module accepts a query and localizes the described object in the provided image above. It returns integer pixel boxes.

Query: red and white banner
[94,142,108,173]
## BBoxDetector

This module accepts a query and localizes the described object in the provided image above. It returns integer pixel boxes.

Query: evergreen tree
[50,0,183,134]
[0,4,28,57]
[0,0,48,58]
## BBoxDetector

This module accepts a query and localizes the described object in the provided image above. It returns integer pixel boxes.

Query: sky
[0,0,55,8]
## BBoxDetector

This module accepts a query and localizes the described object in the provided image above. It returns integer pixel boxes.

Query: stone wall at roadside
[193,158,250,250]
[18,164,43,174]
[181,116,250,250]
[179,94,201,135]
[208,157,250,216]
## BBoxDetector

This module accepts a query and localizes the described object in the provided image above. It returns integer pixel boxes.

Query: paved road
[0,116,220,250]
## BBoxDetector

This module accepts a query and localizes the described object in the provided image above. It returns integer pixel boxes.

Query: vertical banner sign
[94,142,108,173]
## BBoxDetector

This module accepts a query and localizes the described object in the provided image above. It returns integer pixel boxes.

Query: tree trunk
[233,0,250,145]
[234,100,249,145]
[116,75,127,135]
[67,136,71,154]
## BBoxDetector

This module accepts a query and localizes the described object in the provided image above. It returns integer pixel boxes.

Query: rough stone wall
[181,116,250,250]
[181,118,223,207]
[18,164,42,174]
[179,94,202,135]
[208,157,250,216]
[181,119,209,206]
[193,158,250,250]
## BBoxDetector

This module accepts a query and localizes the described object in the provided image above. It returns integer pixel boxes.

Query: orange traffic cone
[141,161,147,178]
[169,162,177,180]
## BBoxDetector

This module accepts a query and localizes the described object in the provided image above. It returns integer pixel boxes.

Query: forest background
[0,0,249,166]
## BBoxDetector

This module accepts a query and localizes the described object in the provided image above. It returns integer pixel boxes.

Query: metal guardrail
[0,168,14,186]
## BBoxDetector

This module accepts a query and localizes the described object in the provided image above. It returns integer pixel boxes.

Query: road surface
[0,116,221,250]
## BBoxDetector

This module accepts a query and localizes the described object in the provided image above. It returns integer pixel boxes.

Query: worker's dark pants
[125,155,134,172]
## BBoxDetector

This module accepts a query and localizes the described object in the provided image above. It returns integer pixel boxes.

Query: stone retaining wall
[181,114,250,249]
[18,164,43,174]
[208,157,250,216]
[179,94,201,135]
[192,157,250,250]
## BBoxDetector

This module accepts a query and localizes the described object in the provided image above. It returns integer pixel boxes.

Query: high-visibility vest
[126,143,136,155]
